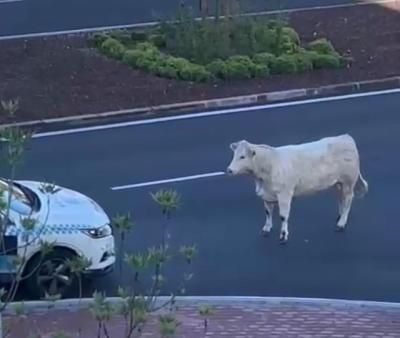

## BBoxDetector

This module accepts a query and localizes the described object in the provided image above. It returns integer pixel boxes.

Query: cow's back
[274,134,360,195]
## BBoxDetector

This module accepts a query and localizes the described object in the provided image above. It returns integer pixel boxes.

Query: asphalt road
[0,0,367,37]
[10,90,400,302]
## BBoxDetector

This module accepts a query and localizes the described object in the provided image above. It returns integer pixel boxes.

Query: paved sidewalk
[4,300,400,337]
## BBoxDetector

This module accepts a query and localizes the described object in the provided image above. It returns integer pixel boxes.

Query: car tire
[23,248,79,300]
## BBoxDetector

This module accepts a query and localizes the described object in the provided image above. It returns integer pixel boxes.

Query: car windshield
[0,179,33,215]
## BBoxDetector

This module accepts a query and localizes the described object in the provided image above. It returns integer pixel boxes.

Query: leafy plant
[100,37,126,60]
[307,38,336,55]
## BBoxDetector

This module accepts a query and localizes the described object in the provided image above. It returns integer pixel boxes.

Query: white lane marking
[32,87,400,138]
[0,0,23,3]
[111,171,225,190]
[0,0,393,40]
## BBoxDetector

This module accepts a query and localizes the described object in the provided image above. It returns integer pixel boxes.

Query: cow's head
[226,140,256,176]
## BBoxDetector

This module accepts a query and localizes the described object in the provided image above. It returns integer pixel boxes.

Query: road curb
[2,75,400,134]
[0,0,395,41]
[5,296,400,315]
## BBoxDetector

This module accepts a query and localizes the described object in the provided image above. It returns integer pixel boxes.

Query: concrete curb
[3,76,400,134]
[5,296,400,315]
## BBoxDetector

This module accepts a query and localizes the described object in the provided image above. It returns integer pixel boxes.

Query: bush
[100,37,126,59]
[179,64,211,82]
[270,54,297,74]
[253,52,276,67]
[122,46,163,71]
[253,64,270,77]
[130,31,148,42]
[282,27,300,45]
[206,59,227,78]
[312,53,341,69]
[292,52,314,72]
[222,55,258,80]
[134,41,159,51]
[308,38,335,55]
[109,30,132,45]
[149,33,167,48]
[154,56,189,79]
[89,32,109,48]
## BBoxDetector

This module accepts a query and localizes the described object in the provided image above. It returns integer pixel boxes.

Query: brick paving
[4,301,400,337]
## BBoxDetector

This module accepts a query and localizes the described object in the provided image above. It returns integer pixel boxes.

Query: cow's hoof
[279,232,288,244]
[260,229,270,237]
[335,225,346,232]
[279,238,288,245]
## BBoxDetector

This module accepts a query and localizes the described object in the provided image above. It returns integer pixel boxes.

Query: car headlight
[81,224,112,239]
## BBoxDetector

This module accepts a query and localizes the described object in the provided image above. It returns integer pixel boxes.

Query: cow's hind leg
[277,191,293,244]
[335,182,344,224]
[336,183,355,231]
[261,201,275,237]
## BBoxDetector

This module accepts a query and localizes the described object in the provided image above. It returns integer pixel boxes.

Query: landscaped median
[0,1,400,126]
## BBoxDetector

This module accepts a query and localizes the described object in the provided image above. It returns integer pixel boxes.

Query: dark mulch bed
[1,2,400,124]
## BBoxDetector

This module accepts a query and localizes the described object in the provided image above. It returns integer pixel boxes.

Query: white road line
[111,171,225,191]
[0,0,23,3]
[0,0,393,40]
[33,87,400,138]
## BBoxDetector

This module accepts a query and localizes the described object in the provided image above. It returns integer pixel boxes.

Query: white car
[0,178,115,299]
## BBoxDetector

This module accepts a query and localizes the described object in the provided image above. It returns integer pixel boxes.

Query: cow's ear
[246,144,256,157]
[230,142,238,151]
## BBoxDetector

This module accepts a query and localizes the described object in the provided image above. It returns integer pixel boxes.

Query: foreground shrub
[270,54,298,74]
[221,55,258,80]
[206,59,227,78]
[292,51,314,72]
[89,32,109,48]
[304,50,342,69]
[100,37,126,59]
[308,38,336,55]
[253,52,276,67]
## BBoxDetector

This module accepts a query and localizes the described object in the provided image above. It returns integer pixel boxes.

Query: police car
[0,178,115,299]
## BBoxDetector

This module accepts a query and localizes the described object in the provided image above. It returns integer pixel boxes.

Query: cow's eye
[240,156,245,160]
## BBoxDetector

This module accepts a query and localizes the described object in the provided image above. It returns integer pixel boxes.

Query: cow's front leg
[277,191,293,244]
[261,201,275,237]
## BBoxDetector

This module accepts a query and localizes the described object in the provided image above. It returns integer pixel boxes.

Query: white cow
[226,134,368,243]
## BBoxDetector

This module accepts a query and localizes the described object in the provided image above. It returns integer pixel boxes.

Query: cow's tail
[354,172,368,198]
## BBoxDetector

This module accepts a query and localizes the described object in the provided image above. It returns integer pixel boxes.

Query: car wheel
[24,248,78,300]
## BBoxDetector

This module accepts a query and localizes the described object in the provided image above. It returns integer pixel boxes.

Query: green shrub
[282,27,300,45]
[279,34,298,54]
[122,49,145,67]
[100,37,126,59]
[130,31,148,42]
[89,32,109,48]
[312,53,341,69]
[292,52,314,72]
[270,54,297,74]
[222,55,258,80]
[308,38,335,55]
[253,27,277,54]
[122,46,163,72]
[134,41,158,51]
[252,64,270,77]
[206,59,227,78]
[149,34,167,48]
[179,64,211,82]
[253,52,276,67]
[109,30,132,45]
